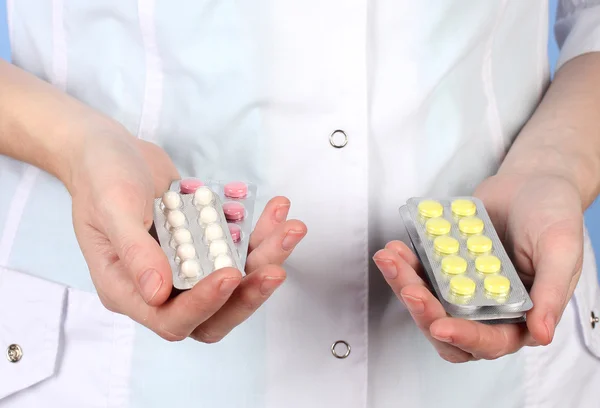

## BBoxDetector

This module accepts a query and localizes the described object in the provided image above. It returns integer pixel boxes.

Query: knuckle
[119,241,145,269]
[545,285,566,305]
[286,219,307,233]
[249,252,272,270]
[479,332,510,360]
[385,240,405,250]
[474,349,501,361]
[102,302,118,314]
[236,293,260,313]
[99,298,118,313]
[182,293,213,315]
[155,327,187,343]
[193,328,224,344]
[485,350,505,360]
[438,351,468,364]
[96,291,120,314]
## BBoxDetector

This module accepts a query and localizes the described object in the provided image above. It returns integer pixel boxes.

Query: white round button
[329,130,348,148]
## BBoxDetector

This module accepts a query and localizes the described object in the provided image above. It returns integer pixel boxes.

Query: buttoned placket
[325,1,370,406]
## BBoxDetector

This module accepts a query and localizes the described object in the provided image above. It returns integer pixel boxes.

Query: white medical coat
[1,1,600,407]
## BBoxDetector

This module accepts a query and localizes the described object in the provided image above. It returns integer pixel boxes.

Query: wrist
[58,114,138,195]
[498,142,598,208]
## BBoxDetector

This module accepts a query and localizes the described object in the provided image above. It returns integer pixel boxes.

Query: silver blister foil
[400,197,533,322]
[154,179,256,290]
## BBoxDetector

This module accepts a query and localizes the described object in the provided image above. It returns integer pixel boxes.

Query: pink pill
[223,201,246,221]
[228,223,242,243]
[224,181,248,199]
[180,179,204,194]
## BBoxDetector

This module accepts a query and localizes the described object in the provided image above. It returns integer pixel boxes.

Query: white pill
[194,187,214,206]
[199,206,219,224]
[204,223,224,241]
[172,228,193,245]
[176,243,196,261]
[180,260,201,279]
[162,191,181,210]
[214,254,233,270]
[167,210,186,228]
[209,239,229,258]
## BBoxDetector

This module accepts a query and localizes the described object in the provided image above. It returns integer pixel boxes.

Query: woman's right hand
[68,124,307,342]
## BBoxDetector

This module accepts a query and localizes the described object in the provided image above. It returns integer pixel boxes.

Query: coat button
[329,130,348,148]
[6,344,23,363]
[592,311,599,329]
[331,340,351,359]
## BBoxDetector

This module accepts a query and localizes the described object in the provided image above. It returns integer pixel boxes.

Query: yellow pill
[418,200,444,218]
[467,235,493,254]
[475,255,502,274]
[426,217,451,236]
[450,276,476,297]
[451,199,477,217]
[484,275,511,296]
[441,256,468,275]
[434,236,460,255]
[458,216,484,235]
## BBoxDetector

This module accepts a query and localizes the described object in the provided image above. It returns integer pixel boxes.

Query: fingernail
[401,293,425,314]
[260,276,285,295]
[544,312,556,341]
[373,257,398,279]
[220,277,241,295]
[282,230,304,251]
[139,269,163,303]
[274,204,290,223]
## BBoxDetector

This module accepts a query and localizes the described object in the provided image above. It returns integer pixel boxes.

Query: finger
[75,225,140,314]
[429,318,529,360]
[245,219,307,273]
[373,248,473,363]
[104,214,174,306]
[248,196,291,252]
[372,246,426,294]
[527,223,583,345]
[149,267,243,341]
[191,264,286,343]
[384,240,422,272]
[400,284,474,363]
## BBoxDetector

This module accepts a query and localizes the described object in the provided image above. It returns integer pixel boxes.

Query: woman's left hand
[373,172,584,363]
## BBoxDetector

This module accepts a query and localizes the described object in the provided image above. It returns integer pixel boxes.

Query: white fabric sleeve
[555,0,600,71]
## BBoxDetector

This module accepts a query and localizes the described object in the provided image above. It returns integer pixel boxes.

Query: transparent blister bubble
[169,178,257,269]
[400,197,533,322]
[153,179,257,290]
[154,186,246,290]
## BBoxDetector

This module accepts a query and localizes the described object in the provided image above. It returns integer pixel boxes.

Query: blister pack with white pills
[154,179,257,290]
[400,197,533,323]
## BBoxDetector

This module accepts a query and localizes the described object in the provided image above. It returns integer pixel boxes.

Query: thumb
[106,211,174,306]
[527,223,583,345]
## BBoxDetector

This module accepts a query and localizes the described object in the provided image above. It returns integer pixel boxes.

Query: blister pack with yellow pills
[400,197,533,322]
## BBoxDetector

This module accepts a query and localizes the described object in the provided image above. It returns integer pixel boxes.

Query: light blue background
[0,2,598,269]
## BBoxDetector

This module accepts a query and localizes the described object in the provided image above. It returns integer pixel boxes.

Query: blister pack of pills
[400,197,533,322]
[154,179,257,290]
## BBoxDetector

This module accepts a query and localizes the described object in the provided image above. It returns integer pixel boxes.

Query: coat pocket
[0,266,136,408]
[0,267,66,400]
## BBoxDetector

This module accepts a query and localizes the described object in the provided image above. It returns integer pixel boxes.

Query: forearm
[499,52,600,209]
[0,60,127,186]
